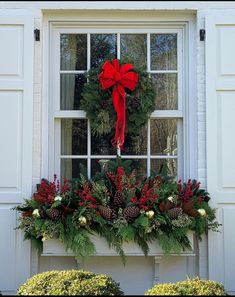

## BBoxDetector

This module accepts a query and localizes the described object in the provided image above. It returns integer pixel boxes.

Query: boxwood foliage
[17,270,124,296]
[145,277,227,296]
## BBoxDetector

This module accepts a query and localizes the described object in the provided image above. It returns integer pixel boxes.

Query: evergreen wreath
[80,59,156,143]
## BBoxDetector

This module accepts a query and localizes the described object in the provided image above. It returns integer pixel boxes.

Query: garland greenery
[80,60,156,139]
[15,159,220,264]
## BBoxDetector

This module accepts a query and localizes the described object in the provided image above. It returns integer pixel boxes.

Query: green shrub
[17,269,124,296]
[145,277,226,296]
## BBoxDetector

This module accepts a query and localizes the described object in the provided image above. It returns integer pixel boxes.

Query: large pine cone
[46,208,61,220]
[123,206,140,222]
[167,207,183,219]
[98,205,113,220]
[113,191,125,208]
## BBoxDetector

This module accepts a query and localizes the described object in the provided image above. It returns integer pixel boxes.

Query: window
[50,25,185,181]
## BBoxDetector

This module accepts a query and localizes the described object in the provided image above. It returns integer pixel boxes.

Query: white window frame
[42,17,197,182]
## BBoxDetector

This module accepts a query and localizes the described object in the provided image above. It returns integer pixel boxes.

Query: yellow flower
[167,196,174,203]
[54,196,62,201]
[32,209,40,218]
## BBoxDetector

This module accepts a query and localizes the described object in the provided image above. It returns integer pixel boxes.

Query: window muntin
[53,28,184,180]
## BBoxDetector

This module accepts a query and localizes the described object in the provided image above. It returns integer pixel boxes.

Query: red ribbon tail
[111,90,126,150]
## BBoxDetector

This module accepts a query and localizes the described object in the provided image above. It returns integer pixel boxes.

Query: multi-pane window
[51,27,184,181]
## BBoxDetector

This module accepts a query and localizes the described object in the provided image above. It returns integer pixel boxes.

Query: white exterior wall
[1,1,235,295]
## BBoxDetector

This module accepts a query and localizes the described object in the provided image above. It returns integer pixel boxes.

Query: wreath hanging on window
[80,59,156,150]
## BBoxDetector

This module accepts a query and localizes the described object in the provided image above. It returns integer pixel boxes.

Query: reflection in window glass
[122,159,147,176]
[61,119,87,155]
[122,125,147,155]
[57,30,181,180]
[60,74,86,110]
[61,159,87,182]
[91,159,112,177]
[152,73,178,110]
[151,119,177,156]
[60,34,87,70]
[151,159,177,179]
[120,34,147,70]
[151,34,177,70]
[91,135,116,156]
[91,34,117,68]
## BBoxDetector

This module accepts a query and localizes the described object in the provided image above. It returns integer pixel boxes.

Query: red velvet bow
[99,59,138,150]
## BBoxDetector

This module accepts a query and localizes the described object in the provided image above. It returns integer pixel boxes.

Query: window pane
[120,34,147,70]
[91,136,116,155]
[91,34,117,68]
[151,34,177,70]
[60,74,86,110]
[151,159,177,179]
[122,159,147,176]
[151,119,177,156]
[152,73,178,110]
[61,119,87,155]
[60,34,87,70]
[91,159,112,177]
[122,125,147,155]
[61,159,87,182]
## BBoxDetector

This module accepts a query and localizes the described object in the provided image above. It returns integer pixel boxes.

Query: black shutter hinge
[200,29,205,41]
[34,29,40,41]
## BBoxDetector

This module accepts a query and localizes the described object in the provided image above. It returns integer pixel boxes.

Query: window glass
[60,34,87,70]
[151,34,177,70]
[120,34,147,70]
[57,29,182,179]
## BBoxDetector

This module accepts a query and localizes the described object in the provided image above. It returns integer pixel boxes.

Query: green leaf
[51,201,61,208]
[119,225,135,242]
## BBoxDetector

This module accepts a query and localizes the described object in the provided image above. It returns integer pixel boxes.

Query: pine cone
[101,101,108,109]
[39,209,46,219]
[182,201,199,217]
[159,200,174,212]
[123,206,140,222]
[167,207,183,219]
[98,205,113,220]
[113,191,125,208]
[131,97,141,108]
[46,209,61,220]
[22,210,33,217]
[111,209,118,220]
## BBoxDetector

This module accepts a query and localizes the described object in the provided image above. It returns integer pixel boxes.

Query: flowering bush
[145,277,226,296]
[15,160,220,262]
[17,270,124,296]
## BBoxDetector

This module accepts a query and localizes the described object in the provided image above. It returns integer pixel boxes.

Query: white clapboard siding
[0,10,33,293]
[206,11,235,294]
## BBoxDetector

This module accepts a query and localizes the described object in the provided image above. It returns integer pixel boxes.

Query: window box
[42,232,195,257]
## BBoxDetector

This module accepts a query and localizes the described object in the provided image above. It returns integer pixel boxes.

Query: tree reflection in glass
[91,34,117,68]
[151,34,177,70]
[120,34,147,70]
[60,34,87,70]
[151,119,177,156]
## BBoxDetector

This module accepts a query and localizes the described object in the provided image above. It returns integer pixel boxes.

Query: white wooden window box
[42,232,195,285]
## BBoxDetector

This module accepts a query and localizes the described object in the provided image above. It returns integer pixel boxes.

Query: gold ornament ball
[146,210,155,219]
[198,209,207,217]
[79,216,87,225]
